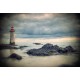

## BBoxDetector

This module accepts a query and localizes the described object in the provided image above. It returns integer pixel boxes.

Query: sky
[0,13,80,38]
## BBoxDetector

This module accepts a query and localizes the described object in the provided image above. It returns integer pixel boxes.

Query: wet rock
[42,43,54,49]
[9,53,22,60]
[0,44,20,50]
[27,43,60,56]
[33,43,42,45]
[64,46,76,52]
[27,43,77,56]
[20,46,28,49]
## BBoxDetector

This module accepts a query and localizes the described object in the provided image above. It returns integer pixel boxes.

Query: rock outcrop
[33,43,42,45]
[0,44,20,50]
[0,44,28,50]
[19,46,28,49]
[9,53,22,60]
[27,43,76,56]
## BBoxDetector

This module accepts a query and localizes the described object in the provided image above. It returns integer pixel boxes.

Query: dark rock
[42,43,54,49]
[28,48,56,56]
[53,45,60,50]
[0,44,20,50]
[27,43,59,56]
[27,43,77,56]
[64,46,75,52]
[9,53,22,60]
[33,43,42,45]
[20,46,28,49]
[0,44,12,50]
[12,47,20,49]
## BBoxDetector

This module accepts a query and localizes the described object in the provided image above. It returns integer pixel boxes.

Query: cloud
[0,13,80,38]
[15,13,56,20]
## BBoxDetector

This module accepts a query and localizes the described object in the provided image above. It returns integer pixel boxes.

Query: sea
[0,37,79,67]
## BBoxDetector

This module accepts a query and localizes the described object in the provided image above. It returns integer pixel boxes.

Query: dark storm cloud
[0,13,80,38]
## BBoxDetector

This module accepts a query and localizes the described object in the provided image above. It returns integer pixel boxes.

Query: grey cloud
[0,13,80,38]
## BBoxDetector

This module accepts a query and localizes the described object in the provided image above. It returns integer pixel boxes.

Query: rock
[9,53,22,60]
[42,43,54,49]
[27,49,50,56]
[12,46,20,49]
[64,46,75,52]
[53,45,60,50]
[27,43,76,56]
[33,43,42,45]
[20,46,28,49]
[27,43,59,56]
[0,44,20,49]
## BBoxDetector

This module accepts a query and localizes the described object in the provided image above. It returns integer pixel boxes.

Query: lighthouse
[10,26,15,45]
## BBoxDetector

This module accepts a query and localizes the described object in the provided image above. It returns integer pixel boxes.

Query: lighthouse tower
[10,26,15,45]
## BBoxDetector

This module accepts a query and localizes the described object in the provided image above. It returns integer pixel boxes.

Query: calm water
[0,38,79,67]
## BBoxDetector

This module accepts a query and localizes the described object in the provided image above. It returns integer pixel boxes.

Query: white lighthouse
[10,26,15,45]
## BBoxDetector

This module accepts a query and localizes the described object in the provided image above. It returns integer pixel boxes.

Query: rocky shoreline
[0,43,78,57]
[0,44,28,50]
[27,43,77,56]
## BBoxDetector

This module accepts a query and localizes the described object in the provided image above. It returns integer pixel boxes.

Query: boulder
[33,43,42,45]
[9,53,22,60]
[19,46,28,49]
[27,43,59,56]
[42,43,54,49]
[64,46,75,52]
[27,43,76,56]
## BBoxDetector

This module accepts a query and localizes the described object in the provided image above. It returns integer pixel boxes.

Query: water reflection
[10,49,15,54]
[0,49,78,67]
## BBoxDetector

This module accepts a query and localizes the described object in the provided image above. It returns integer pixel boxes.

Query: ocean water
[0,38,79,67]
